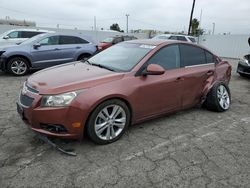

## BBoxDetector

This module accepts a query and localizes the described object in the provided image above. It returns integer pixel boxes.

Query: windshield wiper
[91,63,115,72]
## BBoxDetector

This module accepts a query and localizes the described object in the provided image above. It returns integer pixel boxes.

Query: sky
[0,0,249,34]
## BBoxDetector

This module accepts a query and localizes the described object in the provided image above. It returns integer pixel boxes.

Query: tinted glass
[59,36,89,44]
[59,36,75,44]
[123,36,131,41]
[169,36,177,40]
[180,44,206,67]
[74,37,89,44]
[188,37,196,43]
[39,36,59,45]
[147,45,180,70]
[177,36,187,41]
[7,31,19,38]
[113,37,123,44]
[205,51,215,63]
[20,31,43,38]
[89,43,153,72]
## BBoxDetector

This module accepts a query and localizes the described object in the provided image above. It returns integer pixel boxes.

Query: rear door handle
[76,46,81,49]
[207,70,214,76]
[175,77,184,82]
[54,48,60,51]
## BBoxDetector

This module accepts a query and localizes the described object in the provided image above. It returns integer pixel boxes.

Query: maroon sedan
[17,40,231,144]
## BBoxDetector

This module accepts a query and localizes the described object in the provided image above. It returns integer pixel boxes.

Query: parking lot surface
[0,59,250,188]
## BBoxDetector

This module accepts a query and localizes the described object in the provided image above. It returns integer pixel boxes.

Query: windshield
[20,33,47,45]
[88,43,154,72]
[101,37,114,43]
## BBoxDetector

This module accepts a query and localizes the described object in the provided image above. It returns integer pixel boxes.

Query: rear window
[205,51,215,64]
[59,36,89,44]
[180,44,206,67]
[20,31,44,38]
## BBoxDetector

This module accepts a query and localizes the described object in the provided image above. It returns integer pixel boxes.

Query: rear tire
[204,82,231,112]
[86,99,131,145]
[7,57,29,76]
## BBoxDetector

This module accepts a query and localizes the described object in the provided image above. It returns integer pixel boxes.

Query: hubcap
[217,85,230,110]
[94,105,126,140]
[11,60,27,75]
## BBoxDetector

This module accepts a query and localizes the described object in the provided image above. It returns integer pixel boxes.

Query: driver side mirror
[33,43,41,49]
[142,64,165,76]
[3,36,9,39]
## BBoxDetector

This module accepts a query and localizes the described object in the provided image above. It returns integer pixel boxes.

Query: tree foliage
[191,18,199,36]
[110,23,122,32]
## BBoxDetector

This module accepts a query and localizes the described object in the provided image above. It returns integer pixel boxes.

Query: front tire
[204,82,231,112]
[86,99,131,144]
[77,54,91,61]
[7,57,29,76]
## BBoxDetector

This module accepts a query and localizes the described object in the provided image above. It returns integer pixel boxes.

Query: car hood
[0,43,19,50]
[0,43,28,51]
[99,42,112,47]
[27,62,125,95]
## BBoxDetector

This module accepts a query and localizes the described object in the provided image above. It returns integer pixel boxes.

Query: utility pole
[199,9,202,29]
[94,16,97,31]
[212,22,215,35]
[126,14,129,33]
[188,0,196,35]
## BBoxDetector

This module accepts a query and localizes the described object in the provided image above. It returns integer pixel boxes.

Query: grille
[20,94,34,107]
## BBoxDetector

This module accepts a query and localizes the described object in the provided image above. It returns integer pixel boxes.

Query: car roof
[38,32,96,43]
[125,39,205,49]
[125,39,177,46]
[7,28,52,32]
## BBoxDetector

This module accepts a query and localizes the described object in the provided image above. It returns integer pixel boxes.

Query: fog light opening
[40,123,68,133]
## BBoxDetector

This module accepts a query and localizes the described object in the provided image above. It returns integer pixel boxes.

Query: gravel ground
[0,59,250,188]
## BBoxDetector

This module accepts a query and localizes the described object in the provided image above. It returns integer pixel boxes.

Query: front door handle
[175,77,184,82]
[54,48,60,51]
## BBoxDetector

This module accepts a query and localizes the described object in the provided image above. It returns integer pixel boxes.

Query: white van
[0,29,53,46]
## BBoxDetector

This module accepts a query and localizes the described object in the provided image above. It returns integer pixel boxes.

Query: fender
[200,60,232,104]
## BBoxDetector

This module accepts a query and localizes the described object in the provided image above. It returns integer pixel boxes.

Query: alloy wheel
[11,60,27,75]
[217,85,230,110]
[94,104,126,140]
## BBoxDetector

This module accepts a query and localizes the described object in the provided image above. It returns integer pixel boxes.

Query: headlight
[241,57,250,66]
[41,91,78,107]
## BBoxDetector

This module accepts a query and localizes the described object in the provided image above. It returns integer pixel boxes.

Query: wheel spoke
[98,111,108,121]
[110,126,116,138]
[96,122,108,131]
[102,107,110,118]
[111,106,122,118]
[105,126,111,140]
[96,123,108,136]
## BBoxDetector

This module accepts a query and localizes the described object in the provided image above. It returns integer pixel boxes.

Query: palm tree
[191,18,199,36]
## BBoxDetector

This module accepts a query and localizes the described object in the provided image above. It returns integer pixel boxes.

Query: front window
[39,36,59,45]
[7,31,19,38]
[88,43,153,72]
